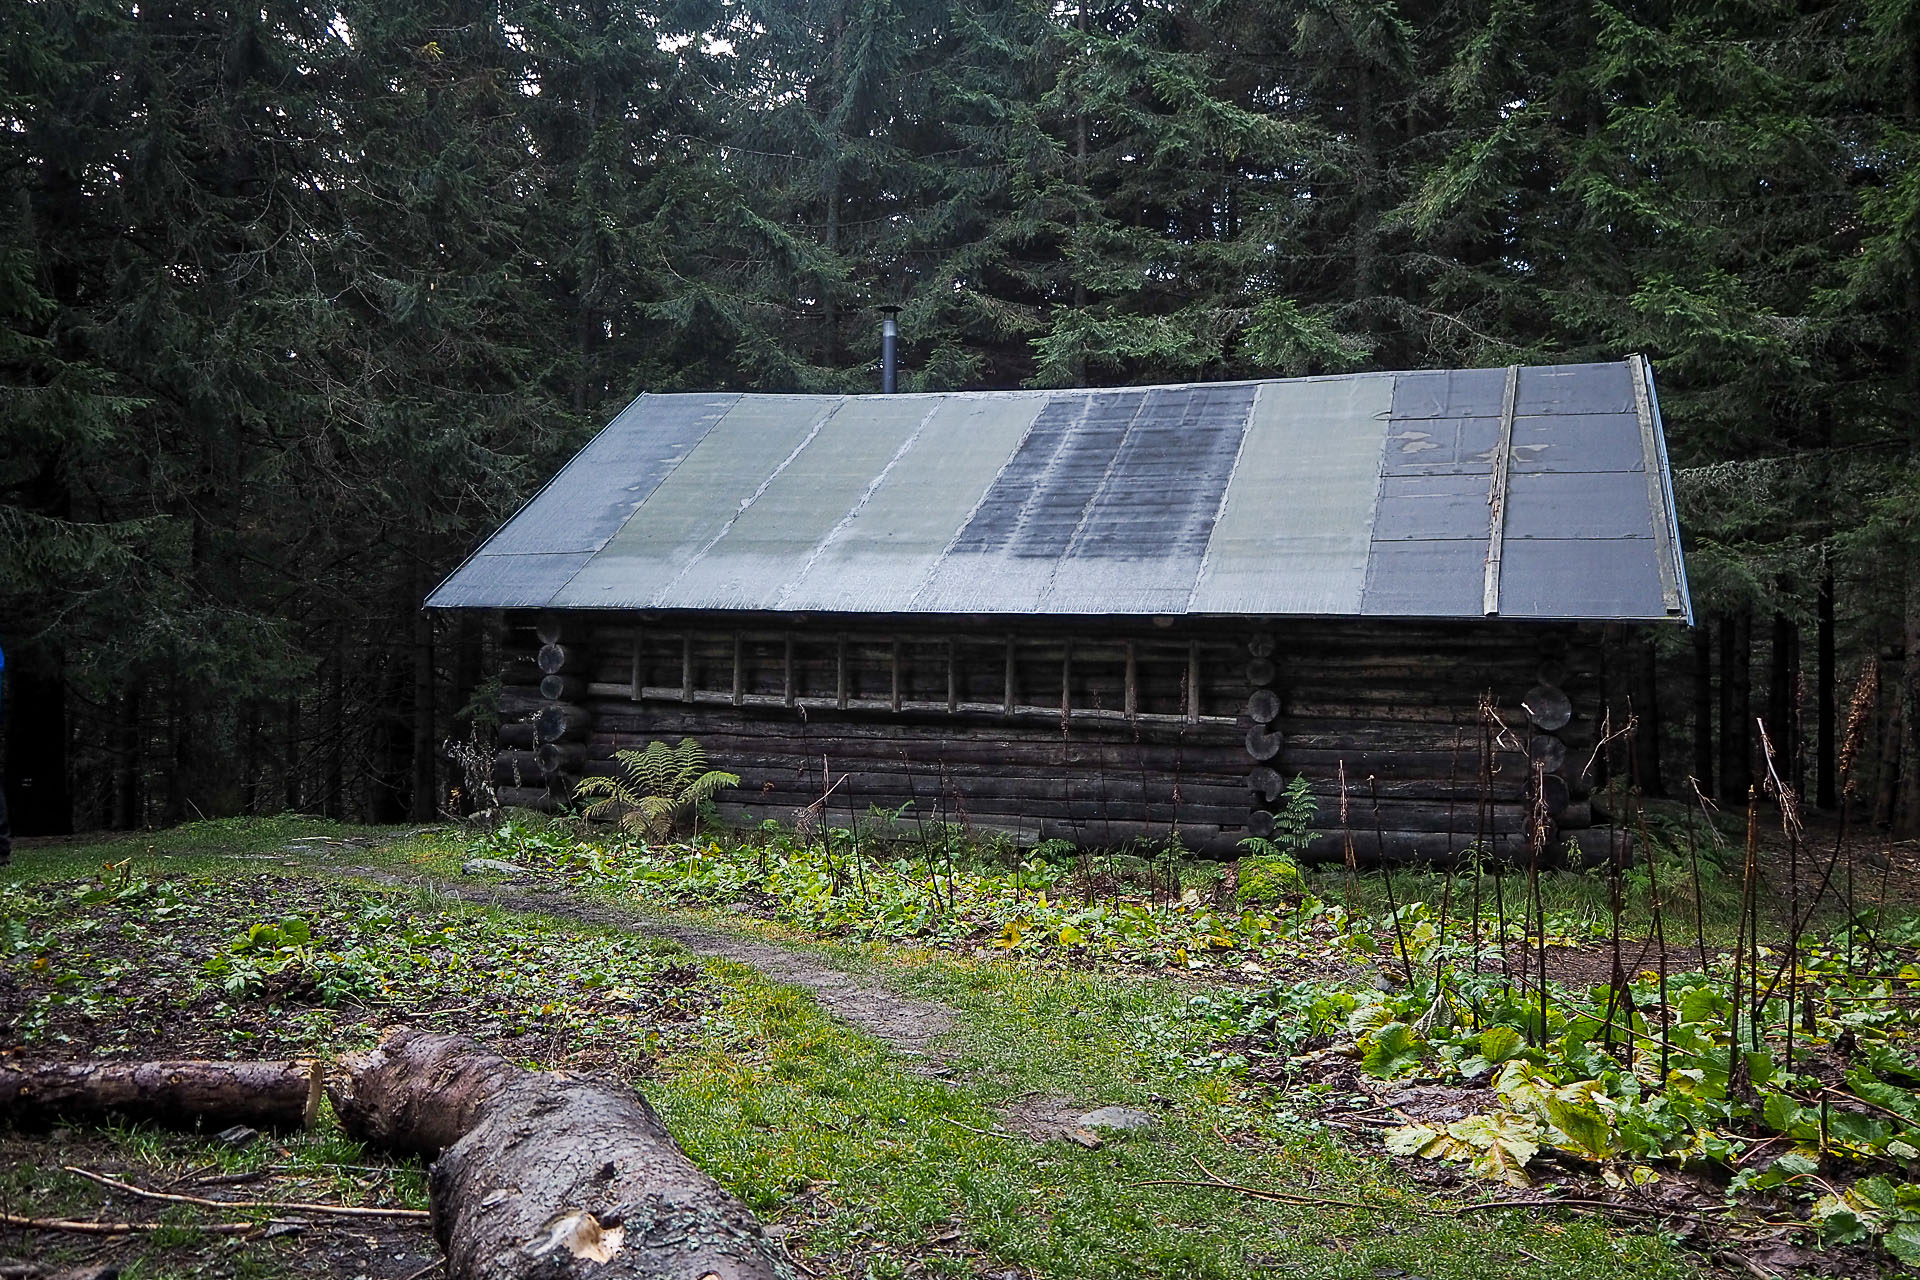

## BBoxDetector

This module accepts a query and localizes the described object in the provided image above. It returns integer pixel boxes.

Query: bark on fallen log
[330,1029,790,1280]
[0,1059,321,1132]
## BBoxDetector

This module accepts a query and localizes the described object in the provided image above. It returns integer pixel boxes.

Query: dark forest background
[2,0,1916,836]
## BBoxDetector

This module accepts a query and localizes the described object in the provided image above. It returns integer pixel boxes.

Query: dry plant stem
[1437,727,1462,986]
[1527,760,1549,1045]
[1339,759,1358,919]
[899,750,946,914]
[1684,778,1711,969]
[1632,751,1672,1080]
[0,1210,258,1235]
[66,1166,431,1220]
[1756,718,1802,1066]
[1371,776,1414,984]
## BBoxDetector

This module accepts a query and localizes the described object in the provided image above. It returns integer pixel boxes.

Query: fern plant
[573,738,739,840]
[1271,774,1316,856]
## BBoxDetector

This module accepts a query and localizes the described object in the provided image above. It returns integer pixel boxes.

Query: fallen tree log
[330,1028,790,1280]
[0,1059,321,1132]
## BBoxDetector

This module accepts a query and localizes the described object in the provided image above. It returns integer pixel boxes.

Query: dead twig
[65,1167,430,1221]
[937,1115,1020,1141]
[0,1209,257,1235]
[400,1260,445,1280]
[781,1236,821,1278]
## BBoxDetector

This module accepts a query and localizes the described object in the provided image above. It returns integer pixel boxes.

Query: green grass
[653,943,1703,1279]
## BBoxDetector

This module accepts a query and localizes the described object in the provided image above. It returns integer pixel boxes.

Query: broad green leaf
[1449,1113,1541,1185]
[1544,1096,1614,1157]
[1762,1092,1813,1138]
[1347,1003,1395,1036]
[1885,1222,1920,1264]
[1773,1151,1821,1178]
[1360,1022,1425,1078]
[1479,1025,1525,1064]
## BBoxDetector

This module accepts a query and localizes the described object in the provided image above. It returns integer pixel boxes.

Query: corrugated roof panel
[790,395,1044,612]
[656,396,934,610]
[1516,362,1634,415]
[481,393,736,556]
[1041,383,1256,613]
[428,551,597,608]
[1506,470,1658,540]
[1509,412,1647,473]
[1361,539,1485,617]
[1188,375,1395,614]
[1389,367,1508,420]
[425,360,1690,623]
[1500,537,1663,617]
[914,389,1146,612]
[550,395,841,608]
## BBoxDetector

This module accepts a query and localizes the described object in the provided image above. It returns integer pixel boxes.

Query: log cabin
[427,359,1690,862]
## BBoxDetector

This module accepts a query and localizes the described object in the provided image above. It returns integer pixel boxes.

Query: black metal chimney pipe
[879,306,900,393]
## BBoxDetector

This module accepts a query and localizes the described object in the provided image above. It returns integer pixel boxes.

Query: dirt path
[340,867,957,1059]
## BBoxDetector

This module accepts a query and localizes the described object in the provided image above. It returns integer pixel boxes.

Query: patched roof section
[427,359,1691,622]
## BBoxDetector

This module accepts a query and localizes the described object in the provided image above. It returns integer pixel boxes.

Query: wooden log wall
[492,611,1614,863]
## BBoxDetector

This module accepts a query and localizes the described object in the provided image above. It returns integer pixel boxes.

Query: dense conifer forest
[2,0,1916,834]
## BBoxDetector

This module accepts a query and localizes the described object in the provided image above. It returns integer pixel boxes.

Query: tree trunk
[114,687,142,831]
[1818,556,1837,808]
[325,631,346,818]
[1692,620,1714,795]
[331,1029,789,1280]
[0,1059,321,1132]
[1769,611,1798,791]
[284,693,302,813]
[1720,611,1752,802]
[2,659,72,836]
[412,576,438,822]
[1634,633,1665,797]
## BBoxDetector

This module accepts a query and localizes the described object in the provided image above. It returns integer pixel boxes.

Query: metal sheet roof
[427,359,1692,623]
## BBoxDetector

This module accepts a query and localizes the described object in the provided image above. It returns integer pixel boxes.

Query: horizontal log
[0,1059,321,1132]
[1301,828,1564,867]
[534,703,591,744]
[492,754,543,787]
[497,785,563,812]
[492,748,586,784]
[332,1029,788,1280]
[535,742,586,775]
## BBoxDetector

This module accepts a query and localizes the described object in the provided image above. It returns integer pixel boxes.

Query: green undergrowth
[0,831,1705,1279]
[652,950,1698,1280]
[412,806,1920,1269]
